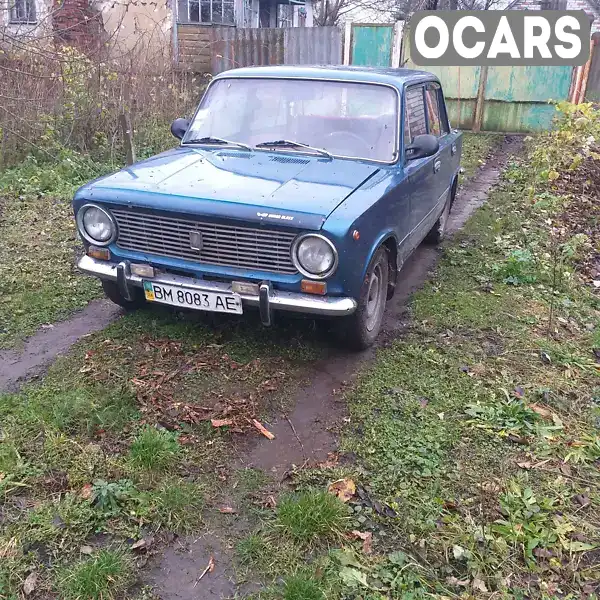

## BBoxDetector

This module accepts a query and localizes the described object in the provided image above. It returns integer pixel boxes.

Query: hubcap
[365,264,384,332]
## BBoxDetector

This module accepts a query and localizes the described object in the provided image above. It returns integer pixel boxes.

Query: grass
[460,131,503,181]
[0,132,524,596]
[233,121,600,596]
[56,549,133,600]
[129,426,181,471]
[276,491,348,546]
[0,151,118,348]
[0,280,322,596]
[281,574,326,600]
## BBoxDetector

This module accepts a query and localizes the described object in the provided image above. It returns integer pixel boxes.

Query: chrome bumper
[77,255,357,323]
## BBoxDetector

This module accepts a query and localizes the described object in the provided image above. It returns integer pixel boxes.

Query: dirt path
[239,135,522,478]
[147,135,523,599]
[0,300,121,392]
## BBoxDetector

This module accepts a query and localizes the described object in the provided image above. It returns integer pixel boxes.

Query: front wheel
[336,247,389,351]
[102,280,146,310]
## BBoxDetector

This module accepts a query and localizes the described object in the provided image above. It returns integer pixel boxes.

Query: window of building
[185,0,235,24]
[10,0,36,23]
[404,85,427,145]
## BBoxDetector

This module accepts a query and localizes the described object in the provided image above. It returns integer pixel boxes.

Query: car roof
[213,65,438,91]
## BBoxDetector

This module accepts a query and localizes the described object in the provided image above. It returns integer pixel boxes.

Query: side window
[425,83,449,137]
[404,86,427,145]
[425,84,441,137]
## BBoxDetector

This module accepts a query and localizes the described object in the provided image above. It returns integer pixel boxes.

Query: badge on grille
[189,231,203,251]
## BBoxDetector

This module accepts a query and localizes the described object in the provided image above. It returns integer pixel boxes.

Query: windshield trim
[182,75,401,166]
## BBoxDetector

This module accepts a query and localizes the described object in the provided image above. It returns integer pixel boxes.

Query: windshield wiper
[255,139,333,159]
[184,136,252,151]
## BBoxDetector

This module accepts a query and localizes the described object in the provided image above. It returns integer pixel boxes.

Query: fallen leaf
[560,462,573,477]
[328,478,356,503]
[517,460,534,470]
[533,547,554,558]
[80,484,93,500]
[339,566,368,587]
[472,577,488,593]
[350,530,373,554]
[508,434,529,445]
[80,545,93,555]
[218,506,237,514]
[211,419,233,428]
[23,572,37,596]
[251,419,275,440]
[131,539,148,552]
[529,403,553,420]
[446,576,470,587]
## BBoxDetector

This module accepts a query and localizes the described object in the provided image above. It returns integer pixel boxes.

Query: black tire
[336,247,389,351]
[101,280,146,310]
[425,186,453,245]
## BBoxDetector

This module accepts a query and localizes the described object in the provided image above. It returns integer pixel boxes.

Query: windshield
[183,77,399,162]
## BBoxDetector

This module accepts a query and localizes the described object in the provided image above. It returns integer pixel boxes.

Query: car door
[424,82,453,226]
[403,83,436,255]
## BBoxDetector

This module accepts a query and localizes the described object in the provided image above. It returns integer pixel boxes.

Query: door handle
[451,143,457,155]
[434,160,441,173]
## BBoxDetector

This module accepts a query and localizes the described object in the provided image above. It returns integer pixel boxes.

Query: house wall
[95,0,173,55]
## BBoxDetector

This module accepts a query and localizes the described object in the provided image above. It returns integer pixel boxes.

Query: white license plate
[143,281,243,314]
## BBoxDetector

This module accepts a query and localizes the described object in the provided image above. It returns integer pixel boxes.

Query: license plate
[143,281,243,314]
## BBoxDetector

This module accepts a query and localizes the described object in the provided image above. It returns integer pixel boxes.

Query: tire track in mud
[0,300,121,392]
[147,136,523,600]
[237,135,522,479]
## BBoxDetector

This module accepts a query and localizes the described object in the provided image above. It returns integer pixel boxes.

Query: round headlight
[77,205,116,245]
[293,234,337,279]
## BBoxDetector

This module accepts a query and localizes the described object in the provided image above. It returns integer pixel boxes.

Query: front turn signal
[301,280,327,295]
[87,246,111,261]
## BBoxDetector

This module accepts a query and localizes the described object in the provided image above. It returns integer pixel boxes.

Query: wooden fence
[176,25,342,74]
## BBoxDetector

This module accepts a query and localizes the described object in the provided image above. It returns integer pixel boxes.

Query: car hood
[76,147,380,230]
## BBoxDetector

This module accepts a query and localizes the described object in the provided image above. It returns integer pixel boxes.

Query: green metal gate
[351,24,393,67]
[401,33,574,133]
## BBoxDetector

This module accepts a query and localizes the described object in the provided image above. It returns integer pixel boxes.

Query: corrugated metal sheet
[283,26,342,65]
[211,26,342,74]
[401,30,574,133]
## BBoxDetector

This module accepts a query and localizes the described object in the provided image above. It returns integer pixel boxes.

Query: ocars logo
[410,11,591,66]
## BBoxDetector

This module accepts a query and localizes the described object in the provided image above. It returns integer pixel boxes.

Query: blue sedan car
[74,65,462,349]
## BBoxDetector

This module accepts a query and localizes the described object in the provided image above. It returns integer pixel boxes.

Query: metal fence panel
[211,26,341,74]
[401,29,574,133]
[351,24,394,67]
[284,26,342,65]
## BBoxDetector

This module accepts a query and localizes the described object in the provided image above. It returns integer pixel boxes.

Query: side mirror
[171,118,190,140]
[405,134,439,160]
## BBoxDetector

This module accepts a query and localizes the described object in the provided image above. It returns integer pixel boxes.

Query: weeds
[276,491,348,546]
[128,426,181,471]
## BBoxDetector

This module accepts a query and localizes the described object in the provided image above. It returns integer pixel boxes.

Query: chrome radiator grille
[111,208,298,274]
